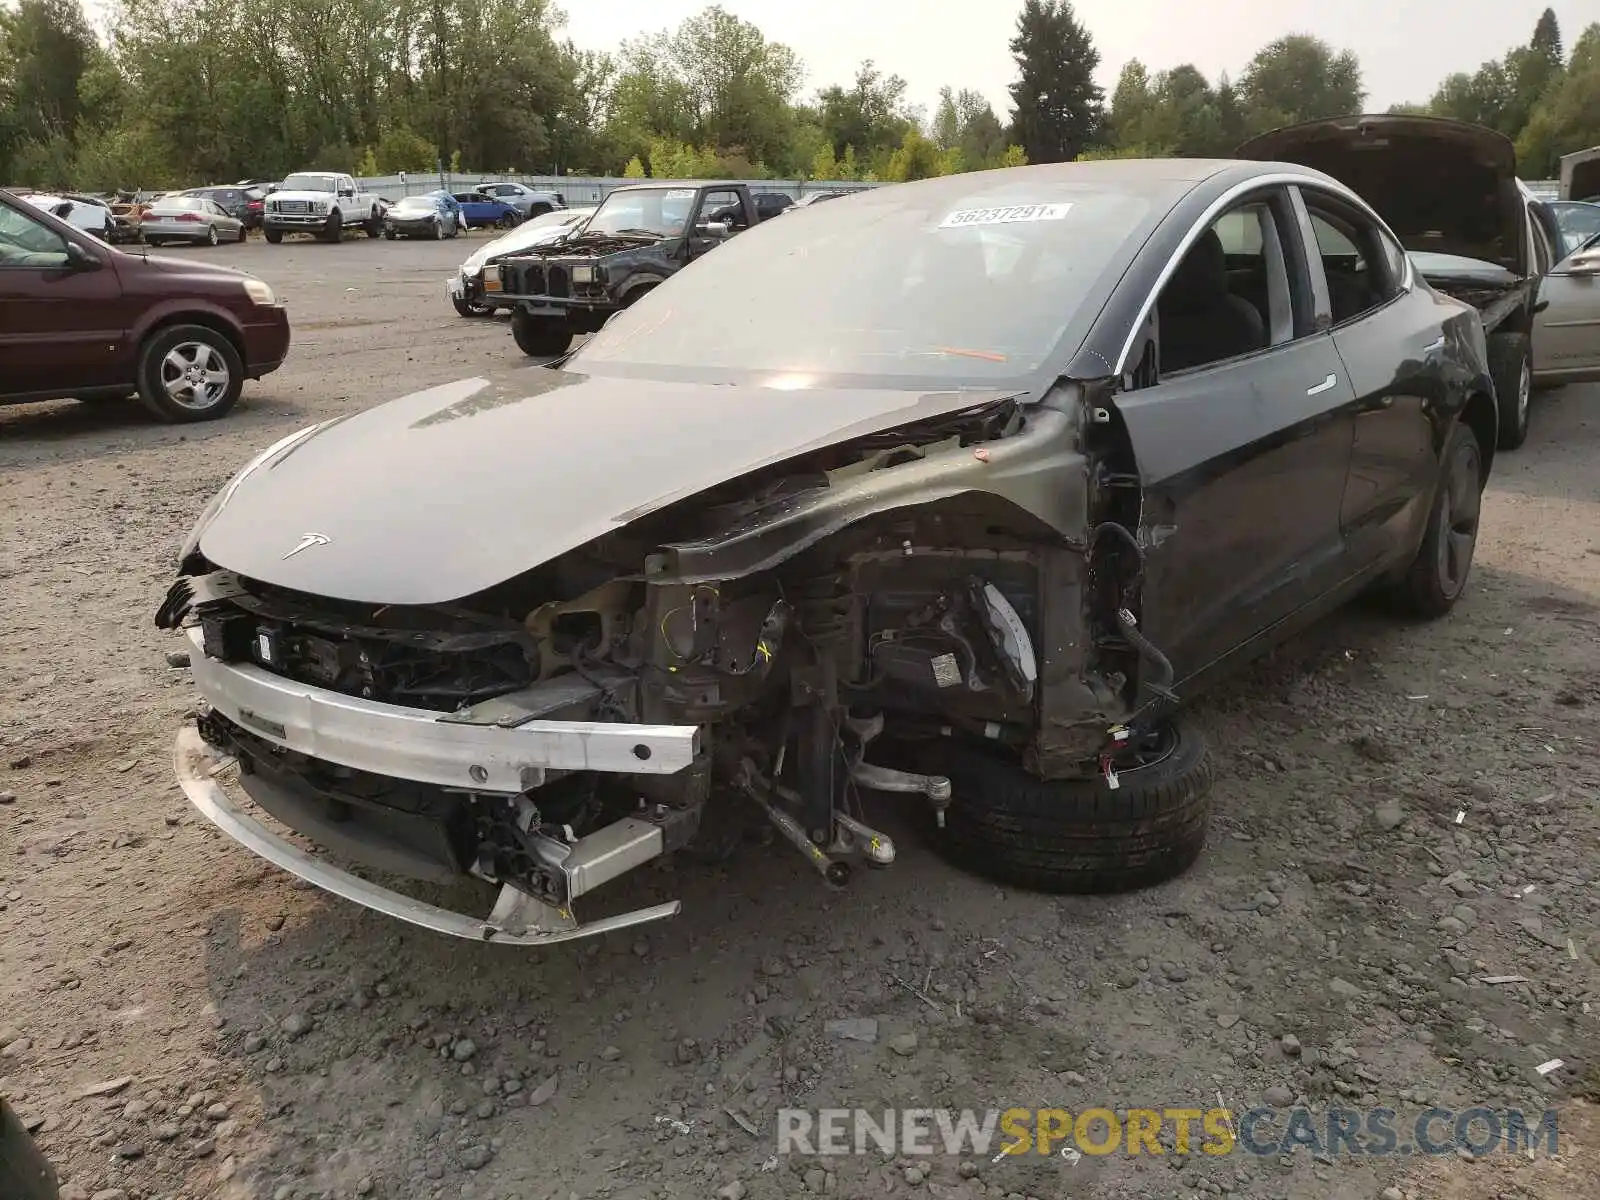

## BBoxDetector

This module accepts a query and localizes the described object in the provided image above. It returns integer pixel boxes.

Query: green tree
[1516,21,1600,178]
[0,0,101,183]
[1236,35,1364,131]
[883,128,945,181]
[816,60,912,163]
[607,6,800,171]
[623,154,646,178]
[1006,0,1104,163]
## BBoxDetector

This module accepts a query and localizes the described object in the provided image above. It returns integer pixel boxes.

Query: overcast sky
[558,0,1576,117]
[81,0,1579,118]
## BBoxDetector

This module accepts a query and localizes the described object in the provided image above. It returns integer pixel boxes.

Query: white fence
[356,172,879,204]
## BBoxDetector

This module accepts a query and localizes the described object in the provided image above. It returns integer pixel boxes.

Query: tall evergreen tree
[1006,0,1104,163]
[1531,8,1563,64]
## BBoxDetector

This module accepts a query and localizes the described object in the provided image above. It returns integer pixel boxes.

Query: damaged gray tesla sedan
[158,159,1499,944]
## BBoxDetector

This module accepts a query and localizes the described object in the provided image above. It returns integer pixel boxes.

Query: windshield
[570,179,1163,385]
[280,173,339,193]
[584,187,697,238]
[396,196,436,210]
[158,196,206,211]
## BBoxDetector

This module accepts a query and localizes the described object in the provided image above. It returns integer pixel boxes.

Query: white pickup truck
[263,171,383,243]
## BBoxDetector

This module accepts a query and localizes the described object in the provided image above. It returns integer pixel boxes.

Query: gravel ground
[1,234,1598,1200]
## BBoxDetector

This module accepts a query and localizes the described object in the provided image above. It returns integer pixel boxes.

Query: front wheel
[918,716,1213,894]
[204,224,219,246]
[497,212,518,229]
[365,210,382,238]
[264,228,283,244]
[1396,421,1483,618]
[322,211,343,243]
[431,218,443,240]
[1488,331,1531,450]
[236,223,248,243]
[135,324,245,423]
[511,310,573,358]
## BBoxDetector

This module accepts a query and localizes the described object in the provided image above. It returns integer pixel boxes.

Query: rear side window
[1299,189,1405,326]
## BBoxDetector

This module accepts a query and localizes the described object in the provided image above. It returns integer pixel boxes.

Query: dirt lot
[2,234,1598,1200]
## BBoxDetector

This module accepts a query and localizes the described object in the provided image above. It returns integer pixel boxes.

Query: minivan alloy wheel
[160,341,231,411]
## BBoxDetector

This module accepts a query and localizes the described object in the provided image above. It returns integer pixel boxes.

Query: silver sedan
[141,196,247,247]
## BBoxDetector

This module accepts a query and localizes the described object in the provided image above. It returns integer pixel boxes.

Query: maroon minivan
[0,187,290,423]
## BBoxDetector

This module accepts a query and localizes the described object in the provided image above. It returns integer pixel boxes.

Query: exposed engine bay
[160,391,1166,941]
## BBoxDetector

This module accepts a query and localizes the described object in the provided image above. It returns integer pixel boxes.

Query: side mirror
[693,221,731,239]
[339,188,355,198]
[64,240,101,271]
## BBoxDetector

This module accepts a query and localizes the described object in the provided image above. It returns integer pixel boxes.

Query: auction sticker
[940,202,1072,228]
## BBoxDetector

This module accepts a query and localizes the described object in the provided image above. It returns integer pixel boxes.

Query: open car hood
[1237,114,1527,277]
[196,367,1018,606]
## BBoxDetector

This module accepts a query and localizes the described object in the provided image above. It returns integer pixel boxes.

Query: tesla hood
[1237,114,1527,276]
[196,366,1019,606]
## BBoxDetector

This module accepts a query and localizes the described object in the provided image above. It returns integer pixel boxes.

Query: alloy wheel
[1435,439,1482,598]
[159,341,231,412]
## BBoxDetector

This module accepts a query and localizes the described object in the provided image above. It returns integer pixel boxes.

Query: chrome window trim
[1115,171,1411,375]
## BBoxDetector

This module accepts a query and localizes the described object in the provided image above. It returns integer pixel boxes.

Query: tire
[511,310,574,357]
[1396,420,1483,618]
[145,237,164,247]
[365,210,382,238]
[1488,331,1531,450]
[264,228,283,244]
[134,324,245,423]
[322,210,343,243]
[917,717,1212,894]
[431,218,443,240]
[1,1097,59,1200]
[204,224,219,246]
[497,212,517,229]
[528,202,553,218]
[236,224,248,243]
[453,296,492,318]
[382,227,396,240]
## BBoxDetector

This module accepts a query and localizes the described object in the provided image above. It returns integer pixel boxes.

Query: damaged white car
[159,161,1507,944]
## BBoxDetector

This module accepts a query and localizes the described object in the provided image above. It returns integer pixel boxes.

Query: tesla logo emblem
[282,532,331,560]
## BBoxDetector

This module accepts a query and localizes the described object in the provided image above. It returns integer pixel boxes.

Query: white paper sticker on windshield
[940,203,1073,229]
[664,189,696,200]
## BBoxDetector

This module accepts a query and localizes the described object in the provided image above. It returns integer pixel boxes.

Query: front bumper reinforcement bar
[173,726,682,945]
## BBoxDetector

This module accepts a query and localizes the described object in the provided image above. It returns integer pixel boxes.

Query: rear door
[1111,185,1357,681]
[1532,229,1600,383]
[1292,184,1446,570]
[0,195,126,397]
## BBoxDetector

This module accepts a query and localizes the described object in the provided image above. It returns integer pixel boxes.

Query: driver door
[0,194,126,398]
[1533,231,1600,384]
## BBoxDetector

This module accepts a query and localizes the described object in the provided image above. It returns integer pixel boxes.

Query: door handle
[1306,374,1337,396]
[1423,335,1446,353]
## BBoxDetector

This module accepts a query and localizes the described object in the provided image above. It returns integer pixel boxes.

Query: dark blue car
[452,192,522,229]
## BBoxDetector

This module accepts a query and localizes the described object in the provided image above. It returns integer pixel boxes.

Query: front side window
[1154,200,1286,375]
[697,188,746,230]
[0,201,70,268]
